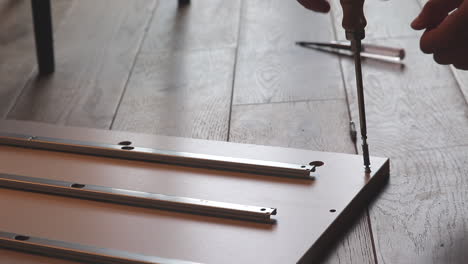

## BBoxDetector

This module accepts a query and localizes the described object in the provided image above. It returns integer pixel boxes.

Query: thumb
[411,0,462,30]
[419,2,468,53]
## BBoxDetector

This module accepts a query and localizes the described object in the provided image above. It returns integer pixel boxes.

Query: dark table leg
[31,0,55,75]
[178,0,190,6]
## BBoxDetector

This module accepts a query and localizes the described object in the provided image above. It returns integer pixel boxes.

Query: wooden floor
[1,0,468,263]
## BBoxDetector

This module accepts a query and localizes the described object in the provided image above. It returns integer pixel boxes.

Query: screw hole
[121,146,134,150]
[310,161,325,167]
[118,141,132,146]
[261,208,266,211]
[71,183,85,189]
[14,235,30,241]
[301,165,306,168]
[329,209,336,213]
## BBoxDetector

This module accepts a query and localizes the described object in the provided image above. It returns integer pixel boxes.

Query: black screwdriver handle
[339,0,367,40]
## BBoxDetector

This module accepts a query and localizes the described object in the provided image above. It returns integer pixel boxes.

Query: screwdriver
[295,41,405,63]
[339,0,371,173]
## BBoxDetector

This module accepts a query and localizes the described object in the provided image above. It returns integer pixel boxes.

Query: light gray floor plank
[233,47,346,105]
[140,0,241,53]
[340,37,468,158]
[0,0,73,118]
[112,0,242,141]
[239,0,333,52]
[7,0,157,129]
[233,0,345,105]
[230,100,355,153]
[371,146,468,264]
[332,0,468,260]
[112,48,236,141]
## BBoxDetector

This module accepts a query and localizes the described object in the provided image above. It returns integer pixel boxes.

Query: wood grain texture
[230,100,355,153]
[331,0,468,261]
[7,0,157,129]
[140,0,241,52]
[321,213,375,264]
[330,0,421,40]
[0,0,73,118]
[233,47,346,105]
[233,0,344,105]
[239,0,333,52]
[111,48,236,141]
[339,37,468,158]
[371,146,468,264]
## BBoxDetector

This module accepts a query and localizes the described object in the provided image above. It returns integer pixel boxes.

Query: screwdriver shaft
[351,39,371,173]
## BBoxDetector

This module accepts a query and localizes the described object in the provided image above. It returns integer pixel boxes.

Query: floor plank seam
[366,207,379,264]
[108,0,159,130]
[136,46,237,55]
[4,68,37,120]
[329,8,359,156]
[232,98,347,108]
[4,0,79,120]
[330,6,378,264]
[226,0,244,142]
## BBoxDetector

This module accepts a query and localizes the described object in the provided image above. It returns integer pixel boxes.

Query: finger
[297,0,330,13]
[453,63,468,70]
[450,47,468,69]
[433,46,467,65]
[411,0,462,30]
[419,5,468,54]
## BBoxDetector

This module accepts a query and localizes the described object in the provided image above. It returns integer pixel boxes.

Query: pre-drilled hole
[14,235,30,241]
[310,161,325,167]
[71,183,85,189]
[329,209,336,213]
[118,141,132,146]
[261,208,266,211]
[121,146,134,150]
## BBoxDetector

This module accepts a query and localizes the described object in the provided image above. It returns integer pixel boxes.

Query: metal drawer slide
[0,231,200,264]
[0,174,277,223]
[0,132,315,179]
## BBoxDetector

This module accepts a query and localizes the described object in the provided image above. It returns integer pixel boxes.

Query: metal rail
[0,132,315,179]
[0,174,277,223]
[0,231,199,264]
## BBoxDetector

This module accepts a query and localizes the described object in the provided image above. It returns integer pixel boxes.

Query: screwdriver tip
[365,166,371,173]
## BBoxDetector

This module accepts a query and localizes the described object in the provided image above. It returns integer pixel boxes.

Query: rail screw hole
[118,141,132,146]
[121,146,134,150]
[71,183,85,189]
[309,161,325,167]
[330,209,336,213]
[14,235,30,241]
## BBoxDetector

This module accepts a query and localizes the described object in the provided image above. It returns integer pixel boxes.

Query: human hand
[297,0,331,13]
[412,0,468,70]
